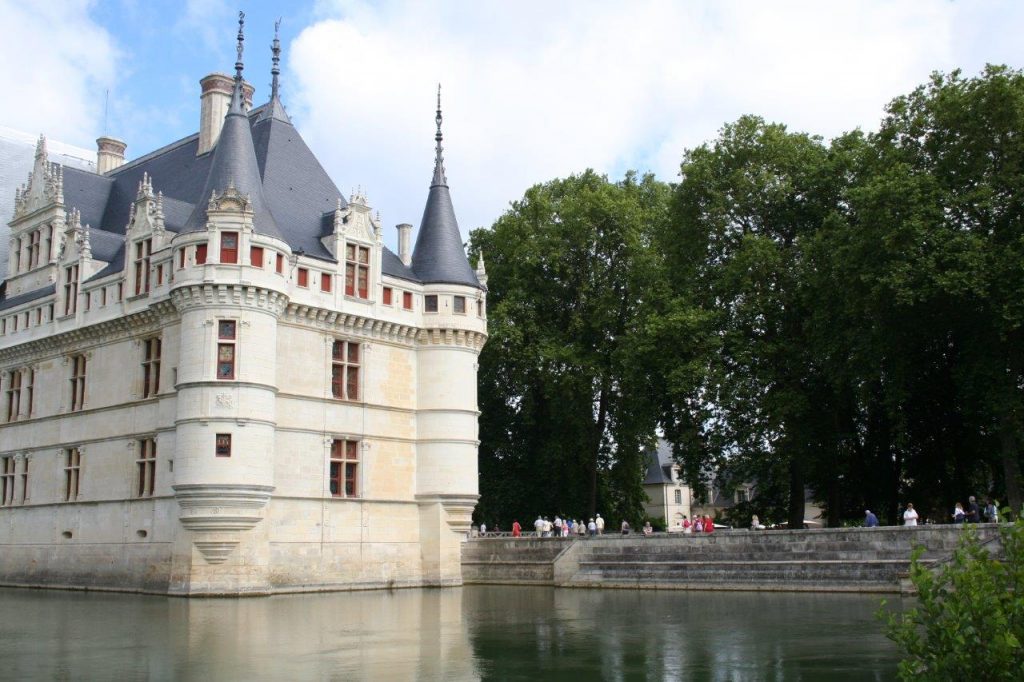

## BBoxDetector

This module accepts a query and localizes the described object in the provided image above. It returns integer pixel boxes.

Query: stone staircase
[462,525,1004,593]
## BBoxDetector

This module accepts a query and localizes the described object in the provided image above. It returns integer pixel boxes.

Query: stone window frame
[331,340,360,401]
[216,320,237,380]
[328,438,360,498]
[344,243,370,299]
[136,438,157,498]
[142,337,162,398]
[64,447,81,502]
[69,355,87,412]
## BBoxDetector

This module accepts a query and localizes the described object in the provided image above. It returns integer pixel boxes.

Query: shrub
[878,521,1024,681]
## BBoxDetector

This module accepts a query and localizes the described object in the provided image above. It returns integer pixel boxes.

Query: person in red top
[704,515,714,533]
[511,520,522,538]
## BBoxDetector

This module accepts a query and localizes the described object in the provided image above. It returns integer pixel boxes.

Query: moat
[0,585,901,681]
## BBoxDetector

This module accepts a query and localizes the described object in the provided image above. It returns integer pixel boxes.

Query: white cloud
[285,0,1024,252]
[0,0,120,149]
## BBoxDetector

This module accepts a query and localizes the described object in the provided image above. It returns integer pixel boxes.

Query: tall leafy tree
[470,171,670,525]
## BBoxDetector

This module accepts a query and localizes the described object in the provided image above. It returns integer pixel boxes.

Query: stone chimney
[96,137,127,174]
[198,73,255,155]
[397,223,413,266]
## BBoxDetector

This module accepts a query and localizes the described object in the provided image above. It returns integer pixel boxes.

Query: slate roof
[1,65,481,310]
[409,94,481,289]
[643,439,676,486]
[0,283,55,312]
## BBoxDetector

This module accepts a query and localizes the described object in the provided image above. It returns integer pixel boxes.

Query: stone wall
[462,525,1005,593]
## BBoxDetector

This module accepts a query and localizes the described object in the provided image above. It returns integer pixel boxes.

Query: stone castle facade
[0,20,487,595]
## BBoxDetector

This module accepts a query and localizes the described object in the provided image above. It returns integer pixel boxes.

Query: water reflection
[0,586,899,681]
[465,587,901,681]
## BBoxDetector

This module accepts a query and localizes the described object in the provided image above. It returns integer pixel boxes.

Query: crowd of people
[864,495,1002,527]
[476,513,724,538]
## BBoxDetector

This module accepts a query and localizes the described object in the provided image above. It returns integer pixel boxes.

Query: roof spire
[270,18,281,101]
[432,83,446,187]
[235,11,245,81]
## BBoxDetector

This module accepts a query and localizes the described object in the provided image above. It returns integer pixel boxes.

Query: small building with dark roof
[642,439,694,530]
[0,17,487,595]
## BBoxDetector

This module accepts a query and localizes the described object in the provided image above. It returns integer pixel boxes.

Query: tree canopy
[471,66,1024,528]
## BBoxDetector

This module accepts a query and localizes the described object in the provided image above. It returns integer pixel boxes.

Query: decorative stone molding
[417,493,480,535]
[0,301,176,364]
[173,484,274,532]
[283,305,419,345]
[193,540,240,565]
[170,284,289,316]
[417,328,487,350]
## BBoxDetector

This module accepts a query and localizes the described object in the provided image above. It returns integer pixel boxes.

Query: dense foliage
[879,522,1024,680]
[470,66,1024,529]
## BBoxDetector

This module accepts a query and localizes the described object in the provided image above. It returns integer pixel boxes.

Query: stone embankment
[461,525,1004,593]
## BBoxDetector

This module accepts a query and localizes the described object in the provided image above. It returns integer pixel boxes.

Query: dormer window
[134,239,152,295]
[424,295,438,313]
[220,232,238,264]
[453,296,466,314]
[63,264,79,316]
[345,244,369,299]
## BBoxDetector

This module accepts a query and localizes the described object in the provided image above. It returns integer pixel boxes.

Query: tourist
[512,520,522,538]
[751,515,765,530]
[693,516,703,533]
[704,516,714,534]
[621,520,630,535]
[562,520,570,537]
[596,514,605,535]
[480,522,487,536]
[984,499,999,523]
[682,516,692,534]
[903,503,919,527]
[542,517,552,537]
[643,521,653,536]
[952,502,966,524]
[588,518,597,536]
[534,516,544,537]
[554,516,562,536]
[864,510,879,527]
[966,496,981,523]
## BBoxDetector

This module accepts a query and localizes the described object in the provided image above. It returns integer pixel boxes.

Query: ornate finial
[432,83,447,186]
[271,18,282,100]
[235,11,245,81]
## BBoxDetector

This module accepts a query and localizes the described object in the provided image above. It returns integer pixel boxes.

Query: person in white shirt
[534,516,544,537]
[596,514,605,535]
[903,503,919,526]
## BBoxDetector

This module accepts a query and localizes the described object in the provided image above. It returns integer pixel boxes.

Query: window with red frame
[220,232,238,264]
[402,291,412,310]
[382,287,392,305]
[321,273,332,293]
[345,244,369,298]
[297,268,309,287]
[134,239,152,295]
[215,434,232,457]
[331,340,360,400]
[250,246,264,268]
[195,244,208,265]
[217,320,236,380]
[329,439,359,497]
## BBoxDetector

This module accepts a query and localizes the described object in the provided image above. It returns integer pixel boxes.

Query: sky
[2,0,1023,252]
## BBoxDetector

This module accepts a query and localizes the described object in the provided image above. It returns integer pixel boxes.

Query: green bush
[878,521,1024,680]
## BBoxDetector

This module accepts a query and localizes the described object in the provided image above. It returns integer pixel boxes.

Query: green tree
[470,171,670,525]
[662,115,847,527]
[880,522,1024,680]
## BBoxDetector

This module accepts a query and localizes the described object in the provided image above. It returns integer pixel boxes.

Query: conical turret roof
[184,13,282,239]
[410,86,480,288]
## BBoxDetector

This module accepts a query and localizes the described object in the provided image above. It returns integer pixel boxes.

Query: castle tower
[168,13,289,594]
[411,86,488,584]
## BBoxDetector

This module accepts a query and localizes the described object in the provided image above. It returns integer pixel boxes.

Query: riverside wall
[461,525,1005,594]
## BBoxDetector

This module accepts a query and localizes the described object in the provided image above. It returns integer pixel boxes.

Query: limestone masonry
[0,18,486,595]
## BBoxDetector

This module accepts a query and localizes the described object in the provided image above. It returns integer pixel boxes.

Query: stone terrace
[461,525,1005,593]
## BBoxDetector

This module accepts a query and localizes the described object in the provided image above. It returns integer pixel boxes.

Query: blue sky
[3,1,1024,251]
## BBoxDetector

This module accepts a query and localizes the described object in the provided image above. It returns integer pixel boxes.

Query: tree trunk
[788,454,804,529]
[588,382,608,518]
[998,412,1023,518]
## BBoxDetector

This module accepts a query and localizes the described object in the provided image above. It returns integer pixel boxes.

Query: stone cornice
[417,327,487,350]
[282,303,420,346]
[170,283,290,315]
[0,300,177,364]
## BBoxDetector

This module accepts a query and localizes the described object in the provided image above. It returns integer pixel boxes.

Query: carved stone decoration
[173,484,274,531]
[193,540,239,565]
[215,393,233,408]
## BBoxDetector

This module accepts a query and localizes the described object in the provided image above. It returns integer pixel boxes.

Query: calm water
[0,586,901,681]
